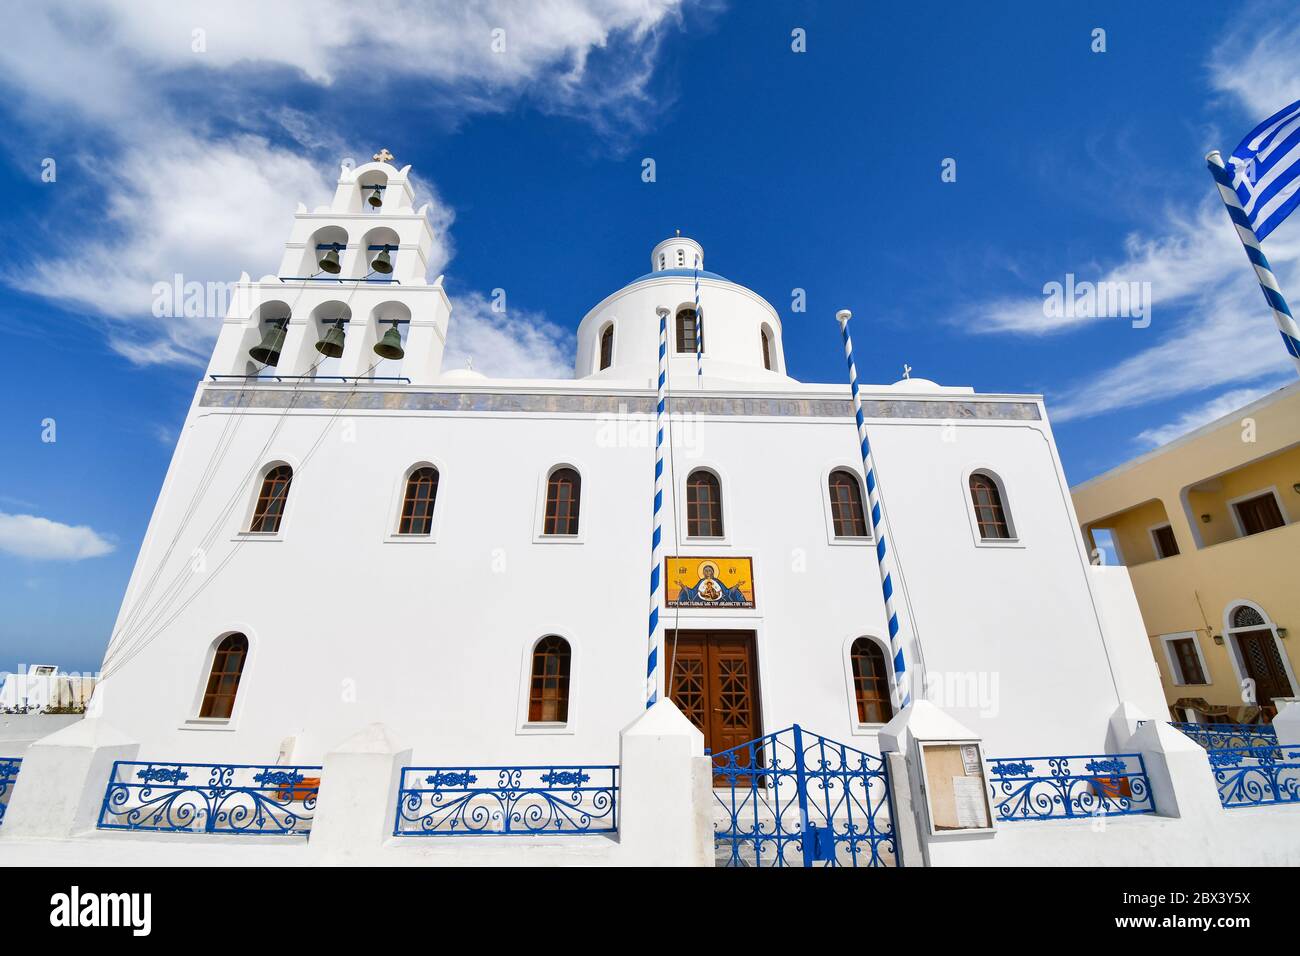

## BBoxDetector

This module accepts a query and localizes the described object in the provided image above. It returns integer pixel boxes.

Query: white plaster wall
[95,379,1131,769]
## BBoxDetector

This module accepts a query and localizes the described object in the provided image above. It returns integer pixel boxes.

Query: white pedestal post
[308,723,410,866]
[617,699,714,867]
[1273,701,1300,747]
[0,718,138,839]
[1125,719,1223,821]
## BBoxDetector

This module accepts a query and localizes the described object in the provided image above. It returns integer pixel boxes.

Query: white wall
[95,375,1136,769]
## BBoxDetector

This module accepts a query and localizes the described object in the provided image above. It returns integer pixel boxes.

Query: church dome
[575,236,791,385]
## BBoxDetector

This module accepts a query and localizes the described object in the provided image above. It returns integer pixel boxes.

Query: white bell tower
[207,149,452,385]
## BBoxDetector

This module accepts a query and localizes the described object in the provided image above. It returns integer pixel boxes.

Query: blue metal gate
[712,725,896,867]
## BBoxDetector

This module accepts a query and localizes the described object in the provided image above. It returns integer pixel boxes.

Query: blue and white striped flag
[1228,97,1300,242]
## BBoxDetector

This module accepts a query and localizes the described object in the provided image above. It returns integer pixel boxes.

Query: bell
[367,186,383,208]
[317,246,341,274]
[249,321,287,367]
[315,319,346,358]
[371,247,393,274]
[374,323,405,360]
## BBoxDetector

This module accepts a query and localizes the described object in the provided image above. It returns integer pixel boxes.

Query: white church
[5,153,1299,867]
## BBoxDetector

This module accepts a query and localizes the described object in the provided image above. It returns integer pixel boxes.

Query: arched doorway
[1225,602,1295,718]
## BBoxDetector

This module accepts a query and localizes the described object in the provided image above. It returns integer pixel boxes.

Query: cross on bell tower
[373,148,395,164]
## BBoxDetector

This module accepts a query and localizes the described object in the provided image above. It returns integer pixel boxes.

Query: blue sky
[2,1,1299,670]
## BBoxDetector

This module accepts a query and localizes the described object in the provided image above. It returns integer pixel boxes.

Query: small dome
[651,234,704,273]
[887,377,943,391]
[440,367,487,382]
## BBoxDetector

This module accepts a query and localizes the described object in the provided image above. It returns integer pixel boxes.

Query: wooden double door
[665,630,761,756]
[1235,628,1294,716]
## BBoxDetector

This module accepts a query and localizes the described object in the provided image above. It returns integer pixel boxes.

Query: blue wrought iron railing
[0,757,20,826]
[393,765,618,836]
[1171,722,1276,750]
[97,761,321,835]
[712,725,895,867]
[986,753,1155,821]
[1208,744,1300,808]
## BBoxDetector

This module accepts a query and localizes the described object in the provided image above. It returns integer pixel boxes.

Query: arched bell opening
[360,300,412,380]
[300,225,349,279]
[355,226,401,280]
[244,299,293,373]
[355,169,390,214]
[302,300,353,379]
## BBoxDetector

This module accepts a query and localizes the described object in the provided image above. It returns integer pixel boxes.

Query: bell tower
[206,148,451,385]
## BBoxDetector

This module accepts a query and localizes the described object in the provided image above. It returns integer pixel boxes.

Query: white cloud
[1134,382,1289,448]
[1208,20,1300,120]
[0,0,690,366]
[444,292,574,379]
[0,512,115,561]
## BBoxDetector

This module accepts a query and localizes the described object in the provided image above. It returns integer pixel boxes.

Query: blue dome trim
[626,269,730,284]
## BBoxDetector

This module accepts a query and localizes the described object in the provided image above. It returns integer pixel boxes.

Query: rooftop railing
[0,757,19,826]
[1208,745,1300,809]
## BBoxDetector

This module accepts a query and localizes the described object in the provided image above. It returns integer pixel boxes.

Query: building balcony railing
[1171,722,1277,750]
[393,764,618,836]
[986,754,1156,821]
[96,761,321,835]
[0,757,19,826]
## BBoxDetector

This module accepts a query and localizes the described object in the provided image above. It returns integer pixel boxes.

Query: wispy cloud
[971,15,1300,425]
[1134,382,1289,448]
[0,512,115,561]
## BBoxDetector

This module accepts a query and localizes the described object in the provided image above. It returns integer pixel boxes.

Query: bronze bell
[374,323,405,360]
[367,186,383,208]
[249,320,287,366]
[371,246,393,274]
[318,246,341,274]
[316,319,346,358]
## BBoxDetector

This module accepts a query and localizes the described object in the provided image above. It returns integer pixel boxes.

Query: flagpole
[836,309,912,709]
[693,253,703,385]
[646,305,670,708]
[1206,150,1300,373]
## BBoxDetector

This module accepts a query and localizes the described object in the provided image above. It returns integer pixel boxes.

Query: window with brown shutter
[200,633,249,719]
[599,325,613,370]
[829,469,868,537]
[969,473,1011,540]
[399,466,439,535]
[1152,524,1179,559]
[527,636,571,722]
[544,468,581,535]
[676,308,701,353]
[249,465,293,534]
[850,638,894,724]
[1170,637,1206,685]
[686,470,723,537]
[1233,492,1286,537]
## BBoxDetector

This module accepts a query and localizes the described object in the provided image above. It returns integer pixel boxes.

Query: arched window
[676,308,701,353]
[544,467,581,535]
[969,472,1011,540]
[1232,605,1266,628]
[850,638,893,724]
[829,469,868,537]
[249,465,293,534]
[599,324,614,370]
[528,636,571,722]
[399,466,439,535]
[687,470,723,537]
[200,633,249,719]
[761,329,773,370]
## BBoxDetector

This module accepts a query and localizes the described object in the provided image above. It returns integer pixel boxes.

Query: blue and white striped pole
[693,254,703,383]
[646,305,670,708]
[836,309,912,708]
[1207,150,1300,374]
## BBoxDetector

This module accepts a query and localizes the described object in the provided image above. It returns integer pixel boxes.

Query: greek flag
[1228,97,1300,241]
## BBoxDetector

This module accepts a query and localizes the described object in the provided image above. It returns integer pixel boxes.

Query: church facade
[93,156,1166,771]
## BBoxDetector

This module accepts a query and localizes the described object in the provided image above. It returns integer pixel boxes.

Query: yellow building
[1071,382,1300,723]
